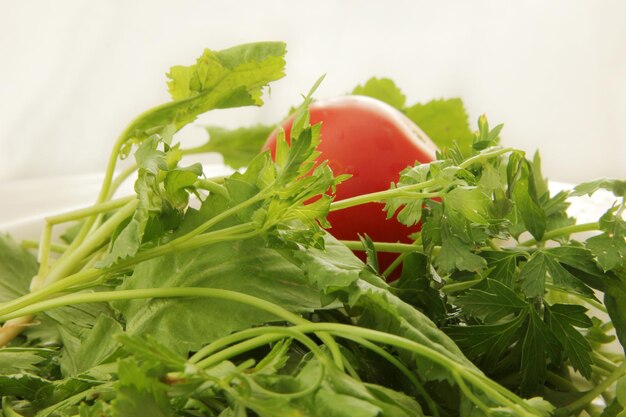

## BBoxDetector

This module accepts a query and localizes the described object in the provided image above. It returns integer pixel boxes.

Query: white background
[1,0,625,184]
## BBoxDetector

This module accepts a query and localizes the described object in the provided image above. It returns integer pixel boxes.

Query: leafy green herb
[0,234,38,303]
[352,77,407,109]
[185,124,275,169]
[405,99,474,157]
[1,42,625,417]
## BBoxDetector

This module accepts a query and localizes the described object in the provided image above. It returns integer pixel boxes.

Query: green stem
[0,269,105,317]
[20,240,68,254]
[197,331,330,400]
[383,252,408,278]
[37,200,139,288]
[90,163,140,233]
[6,275,534,417]
[459,147,515,169]
[593,351,620,373]
[546,371,581,392]
[452,370,492,415]
[44,196,136,226]
[66,131,132,252]
[119,223,258,266]
[330,190,439,212]
[191,327,328,368]
[107,163,138,200]
[0,287,345,370]
[545,284,608,314]
[339,240,423,254]
[98,132,132,207]
[339,334,440,417]
[441,278,484,294]
[245,363,326,400]
[37,223,52,278]
[34,196,135,280]
[519,222,600,247]
[559,361,626,415]
[596,350,623,365]
[195,179,229,198]
[592,374,615,408]
[342,356,362,381]
[197,334,293,369]
[591,364,611,377]
[306,324,535,416]
[293,324,532,415]
[65,96,182,250]
[165,188,270,247]
[0,223,259,317]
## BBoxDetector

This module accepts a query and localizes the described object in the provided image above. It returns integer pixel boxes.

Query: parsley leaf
[544,251,595,297]
[446,312,526,370]
[395,252,447,324]
[481,250,523,287]
[186,124,274,169]
[436,216,486,274]
[443,186,491,225]
[585,206,626,271]
[0,348,51,375]
[571,178,626,198]
[0,234,38,303]
[405,99,474,156]
[519,252,547,298]
[455,279,527,323]
[544,304,593,378]
[111,358,173,417]
[351,77,407,109]
[510,159,547,241]
[113,237,325,354]
[65,315,123,377]
[121,42,286,156]
[519,308,560,395]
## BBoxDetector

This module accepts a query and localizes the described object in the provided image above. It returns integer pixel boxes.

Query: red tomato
[262,95,438,276]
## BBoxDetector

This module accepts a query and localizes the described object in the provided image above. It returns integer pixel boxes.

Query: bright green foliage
[455,279,527,322]
[111,358,173,417]
[119,42,286,157]
[572,178,626,198]
[0,234,38,302]
[405,99,474,156]
[519,308,561,395]
[586,207,626,271]
[545,304,593,378]
[352,77,407,109]
[65,315,123,376]
[0,348,52,375]
[446,312,526,370]
[193,125,274,169]
[1,45,626,417]
[113,237,325,354]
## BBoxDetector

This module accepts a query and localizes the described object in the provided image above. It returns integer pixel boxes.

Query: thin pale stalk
[560,362,626,415]
[339,240,423,253]
[519,222,600,247]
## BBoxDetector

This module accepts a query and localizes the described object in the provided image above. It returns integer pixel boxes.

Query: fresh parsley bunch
[0,42,624,417]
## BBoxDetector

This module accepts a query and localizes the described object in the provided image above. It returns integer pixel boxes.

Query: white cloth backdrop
[1,0,625,184]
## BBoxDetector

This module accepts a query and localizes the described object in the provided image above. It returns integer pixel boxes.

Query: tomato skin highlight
[262,95,438,276]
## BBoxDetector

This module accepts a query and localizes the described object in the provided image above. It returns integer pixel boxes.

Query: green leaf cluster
[1,43,625,417]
